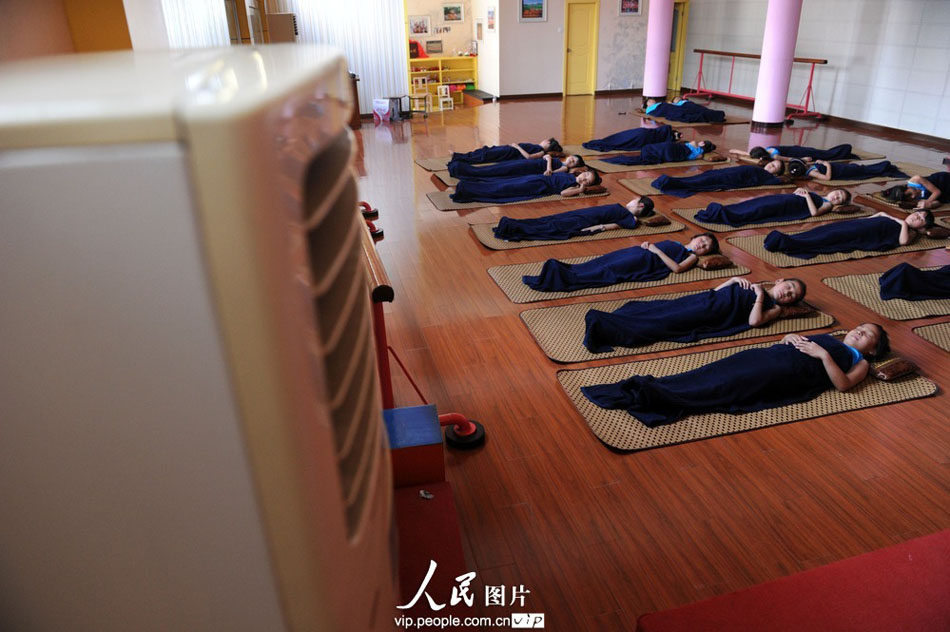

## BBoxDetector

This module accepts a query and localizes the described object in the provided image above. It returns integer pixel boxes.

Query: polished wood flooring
[355,96,950,631]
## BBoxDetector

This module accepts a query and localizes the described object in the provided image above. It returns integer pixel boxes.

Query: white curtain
[280,1,410,114]
[161,0,231,49]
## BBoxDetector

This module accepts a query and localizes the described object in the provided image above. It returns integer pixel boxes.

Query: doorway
[564,0,599,95]
[667,0,690,93]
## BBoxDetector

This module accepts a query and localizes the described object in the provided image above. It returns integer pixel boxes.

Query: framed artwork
[487,7,495,30]
[442,4,464,23]
[620,0,640,16]
[425,40,443,55]
[475,19,484,41]
[408,15,431,36]
[519,0,546,22]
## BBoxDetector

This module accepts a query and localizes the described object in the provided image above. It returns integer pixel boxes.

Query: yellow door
[564,1,599,95]
[667,0,690,93]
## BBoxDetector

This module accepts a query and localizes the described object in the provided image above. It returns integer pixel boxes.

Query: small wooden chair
[436,85,454,111]
[409,76,429,118]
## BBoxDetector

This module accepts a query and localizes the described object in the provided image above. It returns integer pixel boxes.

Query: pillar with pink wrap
[642,0,675,102]
[752,0,805,126]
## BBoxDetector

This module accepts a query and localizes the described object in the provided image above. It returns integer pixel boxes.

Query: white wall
[683,0,950,137]
[499,0,566,95]
[122,0,170,50]
[596,0,648,91]
[470,0,500,95]
[406,0,474,56]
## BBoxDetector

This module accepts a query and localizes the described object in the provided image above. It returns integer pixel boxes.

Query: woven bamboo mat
[937,216,950,229]
[433,170,458,186]
[858,191,947,213]
[470,216,684,250]
[674,203,873,233]
[727,233,949,268]
[416,156,453,171]
[521,290,834,363]
[557,332,936,451]
[913,322,950,352]
[587,157,726,174]
[488,257,749,304]
[562,144,615,157]
[822,267,950,320]
[427,188,610,211]
[736,151,886,165]
[634,109,750,127]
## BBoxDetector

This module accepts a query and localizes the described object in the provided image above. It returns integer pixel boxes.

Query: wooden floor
[355,96,950,630]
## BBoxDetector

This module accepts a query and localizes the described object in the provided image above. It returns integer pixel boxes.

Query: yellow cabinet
[407,56,478,108]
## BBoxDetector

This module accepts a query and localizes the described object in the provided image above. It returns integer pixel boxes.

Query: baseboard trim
[497,92,563,100]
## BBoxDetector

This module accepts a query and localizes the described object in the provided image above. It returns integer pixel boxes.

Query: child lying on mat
[730,144,858,164]
[583,124,681,152]
[601,140,725,166]
[696,188,852,227]
[652,162,788,198]
[644,98,726,124]
[492,196,655,241]
[448,154,586,179]
[582,323,889,427]
[451,169,603,204]
[583,276,807,353]
[450,138,563,163]
[787,159,907,182]
[522,233,718,292]
[763,211,934,259]
[882,172,950,209]
[879,263,950,301]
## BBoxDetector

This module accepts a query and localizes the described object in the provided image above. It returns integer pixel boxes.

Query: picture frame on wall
[620,0,641,16]
[475,19,484,41]
[519,0,546,22]
[442,4,464,23]
[425,40,444,55]
[487,7,496,30]
[408,15,431,36]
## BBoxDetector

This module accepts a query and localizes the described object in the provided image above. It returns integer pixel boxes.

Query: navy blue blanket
[925,172,950,202]
[696,192,822,227]
[763,216,901,259]
[773,144,855,160]
[451,143,543,164]
[448,158,561,179]
[451,172,577,203]
[652,165,782,198]
[584,284,772,353]
[879,263,950,301]
[493,204,639,241]
[523,241,689,292]
[602,142,693,166]
[581,334,854,427]
[649,101,726,123]
[808,160,907,180]
[583,125,676,151]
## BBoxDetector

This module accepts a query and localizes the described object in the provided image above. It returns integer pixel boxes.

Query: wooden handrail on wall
[692,48,827,65]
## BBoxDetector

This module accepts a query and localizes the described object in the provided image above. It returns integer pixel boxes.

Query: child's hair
[770,160,786,176]
[865,323,890,360]
[918,209,935,228]
[639,196,655,217]
[700,140,717,153]
[588,168,602,187]
[787,158,807,178]
[883,184,907,202]
[693,231,720,254]
[547,139,563,154]
[573,156,586,169]
[832,188,852,205]
[749,146,769,160]
[788,278,807,301]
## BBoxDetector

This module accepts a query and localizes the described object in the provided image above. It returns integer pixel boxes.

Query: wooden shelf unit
[407,55,478,108]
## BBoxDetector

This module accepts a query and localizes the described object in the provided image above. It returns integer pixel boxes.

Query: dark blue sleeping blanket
[451,172,577,203]
[451,143,543,164]
[581,334,854,427]
[696,192,823,226]
[763,216,902,259]
[523,241,689,292]
[925,172,950,202]
[493,204,639,241]
[774,144,855,160]
[448,158,561,179]
[583,284,772,353]
[652,165,782,198]
[583,125,676,151]
[650,101,726,123]
[879,263,950,300]
[809,161,907,180]
[602,142,693,166]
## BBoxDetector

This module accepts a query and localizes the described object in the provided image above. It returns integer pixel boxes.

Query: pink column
[752,0,804,125]
[642,0,675,100]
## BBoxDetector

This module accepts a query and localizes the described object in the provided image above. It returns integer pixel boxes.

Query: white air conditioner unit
[270,12,298,43]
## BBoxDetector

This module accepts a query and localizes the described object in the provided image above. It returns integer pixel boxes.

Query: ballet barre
[683,48,827,122]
